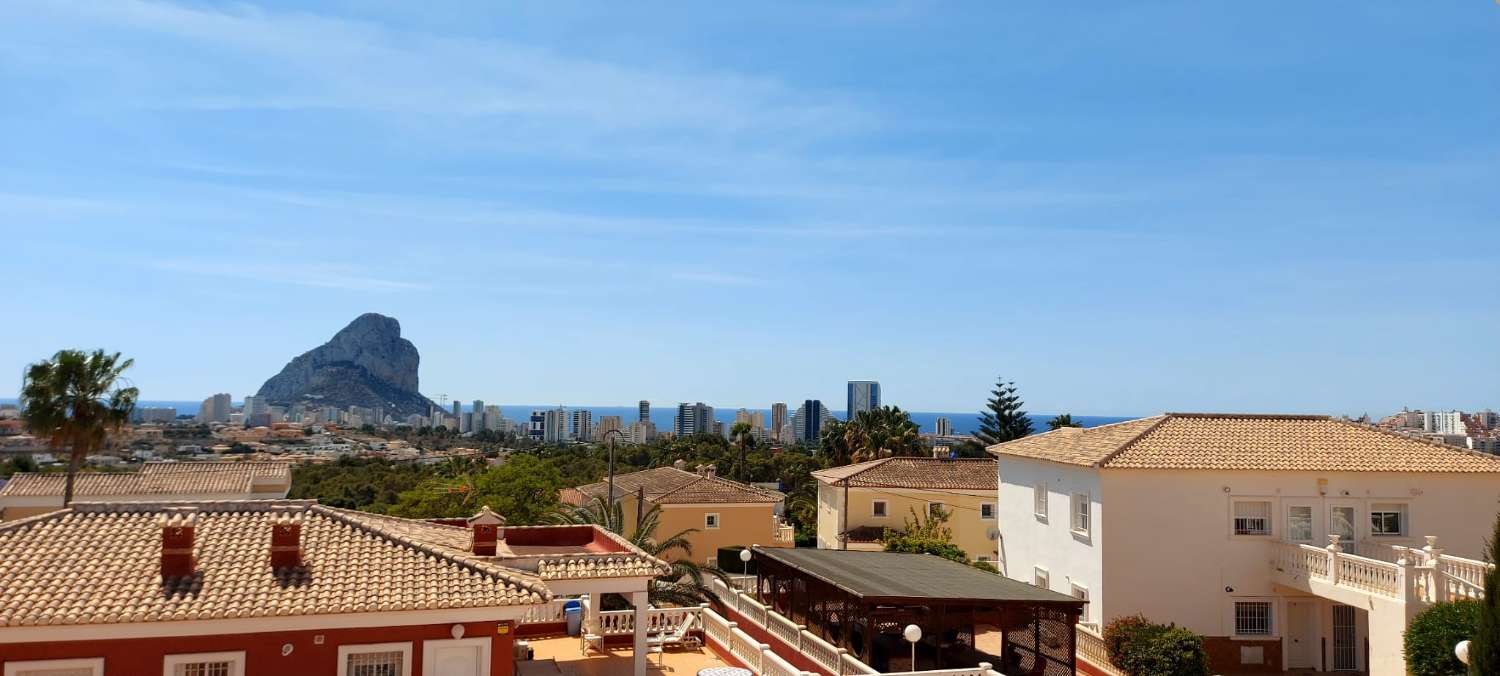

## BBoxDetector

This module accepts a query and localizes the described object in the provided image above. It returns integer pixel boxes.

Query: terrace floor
[525,635,731,676]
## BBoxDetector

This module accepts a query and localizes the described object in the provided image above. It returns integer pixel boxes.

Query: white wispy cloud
[151,259,428,292]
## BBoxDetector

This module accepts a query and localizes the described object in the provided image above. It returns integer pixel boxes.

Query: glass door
[1285,503,1316,543]
[1328,503,1358,547]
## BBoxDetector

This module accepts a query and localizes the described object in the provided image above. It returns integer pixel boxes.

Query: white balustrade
[731,626,768,673]
[1337,556,1400,597]
[518,598,573,625]
[598,609,635,635]
[838,651,879,675]
[1075,622,1125,676]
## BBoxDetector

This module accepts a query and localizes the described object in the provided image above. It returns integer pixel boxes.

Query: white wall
[816,482,846,550]
[1100,469,1500,638]
[996,457,1103,624]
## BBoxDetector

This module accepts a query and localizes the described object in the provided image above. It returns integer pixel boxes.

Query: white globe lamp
[903,624,922,669]
[1455,639,1470,666]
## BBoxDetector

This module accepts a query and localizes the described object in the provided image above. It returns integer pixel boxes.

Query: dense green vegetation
[1470,511,1500,674]
[1103,614,1211,676]
[1404,600,1480,675]
[288,431,836,538]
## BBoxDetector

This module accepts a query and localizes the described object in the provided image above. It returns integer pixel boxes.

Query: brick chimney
[467,505,506,556]
[270,510,304,569]
[933,445,951,459]
[158,509,199,578]
[695,463,717,479]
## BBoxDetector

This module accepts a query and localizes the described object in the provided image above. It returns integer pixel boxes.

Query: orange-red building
[0,501,671,676]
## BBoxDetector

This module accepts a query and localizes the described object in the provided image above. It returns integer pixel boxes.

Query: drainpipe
[842,482,848,550]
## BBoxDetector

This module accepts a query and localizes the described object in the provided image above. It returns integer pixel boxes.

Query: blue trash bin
[564,600,583,636]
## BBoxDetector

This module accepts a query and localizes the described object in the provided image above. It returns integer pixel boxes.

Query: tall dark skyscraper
[847,380,881,419]
[639,400,650,422]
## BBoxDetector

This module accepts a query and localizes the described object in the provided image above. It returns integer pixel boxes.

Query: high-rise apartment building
[571,409,594,442]
[596,415,624,443]
[543,407,568,443]
[1423,410,1466,435]
[628,420,657,445]
[196,393,233,423]
[675,402,714,437]
[471,400,485,431]
[771,402,788,441]
[846,380,881,420]
[934,416,954,437]
[793,399,834,444]
[452,400,462,419]
[639,400,651,422]
[528,410,545,441]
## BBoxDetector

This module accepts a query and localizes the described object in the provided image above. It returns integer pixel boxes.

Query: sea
[0,398,1129,436]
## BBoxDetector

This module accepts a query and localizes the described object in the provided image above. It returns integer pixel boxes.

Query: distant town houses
[1377,405,1500,454]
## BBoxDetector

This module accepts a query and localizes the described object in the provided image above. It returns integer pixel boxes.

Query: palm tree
[20,350,138,505]
[730,421,755,482]
[549,495,732,607]
[1046,413,1078,431]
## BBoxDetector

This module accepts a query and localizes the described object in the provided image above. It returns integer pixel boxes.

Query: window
[1233,500,1271,535]
[1370,503,1406,536]
[872,500,888,518]
[4,658,104,676]
[1033,566,1049,589]
[1033,482,1048,519]
[1330,506,1356,541]
[1286,505,1313,542]
[928,502,946,517]
[1071,493,1090,536]
[704,513,720,529]
[1234,602,1273,636]
[1071,583,1090,621]
[337,643,411,676]
[163,652,245,676]
[980,502,995,519]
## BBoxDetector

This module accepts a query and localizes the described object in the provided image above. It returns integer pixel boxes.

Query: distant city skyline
[2,3,1497,416]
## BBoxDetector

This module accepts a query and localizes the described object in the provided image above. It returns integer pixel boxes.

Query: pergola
[750,548,1083,676]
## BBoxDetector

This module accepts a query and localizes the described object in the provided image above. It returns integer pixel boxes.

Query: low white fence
[519,598,571,625]
[706,576,1003,676]
[1074,623,1124,676]
[1272,537,1492,604]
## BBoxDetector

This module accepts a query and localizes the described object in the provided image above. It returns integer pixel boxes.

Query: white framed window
[1070,582,1090,621]
[1033,566,1049,589]
[163,651,245,676]
[1286,505,1313,543]
[980,502,995,520]
[5,658,104,676]
[1070,493,1090,536]
[928,502,946,517]
[1233,500,1272,536]
[871,500,888,518]
[704,513,720,529]
[1370,503,1406,537]
[1234,601,1273,636]
[1033,481,1048,520]
[337,642,412,676]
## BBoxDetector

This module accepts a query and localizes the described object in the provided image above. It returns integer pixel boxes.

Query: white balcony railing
[1272,535,1491,605]
[1074,623,1124,676]
[774,521,796,543]
[703,577,1003,676]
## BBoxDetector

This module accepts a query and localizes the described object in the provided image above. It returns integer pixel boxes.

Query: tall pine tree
[975,376,1033,445]
[1470,509,1500,674]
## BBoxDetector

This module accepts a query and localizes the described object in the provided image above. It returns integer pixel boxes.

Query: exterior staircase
[1269,535,1489,675]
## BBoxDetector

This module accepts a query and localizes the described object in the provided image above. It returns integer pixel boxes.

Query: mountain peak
[255,314,437,418]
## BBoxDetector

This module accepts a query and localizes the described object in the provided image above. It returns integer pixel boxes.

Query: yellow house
[812,456,999,564]
[562,463,793,566]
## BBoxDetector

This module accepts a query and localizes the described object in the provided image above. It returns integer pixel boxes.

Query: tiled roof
[573,466,784,504]
[811,457,998,490]
[0,461,291,498]
[988,413,1500,472]
[0,500,548,628]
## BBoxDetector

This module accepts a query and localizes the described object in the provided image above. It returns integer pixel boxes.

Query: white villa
[988,413,1498,676]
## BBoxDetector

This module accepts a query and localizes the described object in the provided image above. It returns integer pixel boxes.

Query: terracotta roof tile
[573,466,783,504]
[988,413,1500,472]
[0,500,547,628]
[0,461,291,498]
[812,457,998,491]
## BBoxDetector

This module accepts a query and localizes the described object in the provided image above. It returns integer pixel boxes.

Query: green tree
[20,350,139,504]
[1471,510,1500,674]
[1047,413,1078,430]
[882,506,968,564]
[849,406,923,462]
[548,496,731,607]
[386,454,564,523]
[975,376,1032,446]
[730,421,755,482]
[1403,600,1480,676]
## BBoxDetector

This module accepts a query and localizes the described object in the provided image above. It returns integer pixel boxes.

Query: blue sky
[2,1,1496,417]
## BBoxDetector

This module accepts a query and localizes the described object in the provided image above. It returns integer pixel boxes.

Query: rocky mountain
[255,313,438,418]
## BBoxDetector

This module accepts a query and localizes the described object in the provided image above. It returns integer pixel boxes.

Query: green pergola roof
[753,547,1081,606]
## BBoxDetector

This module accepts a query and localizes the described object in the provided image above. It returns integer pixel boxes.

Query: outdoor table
[696,668,752,676]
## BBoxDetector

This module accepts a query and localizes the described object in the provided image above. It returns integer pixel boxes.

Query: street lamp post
[740,547,753,579]
[602,429,623,505]
[903,624,922,670]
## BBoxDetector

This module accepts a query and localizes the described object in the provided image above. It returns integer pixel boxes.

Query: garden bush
[1404,599,1480,676]
[1103,615,1209,676]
